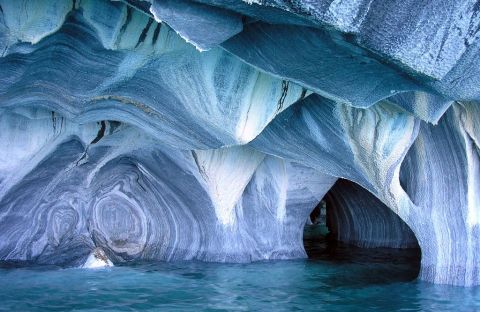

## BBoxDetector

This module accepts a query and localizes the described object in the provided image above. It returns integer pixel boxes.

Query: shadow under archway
[303,179,421,285]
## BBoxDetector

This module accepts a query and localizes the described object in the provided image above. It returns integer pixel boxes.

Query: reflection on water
[0,236,478,311]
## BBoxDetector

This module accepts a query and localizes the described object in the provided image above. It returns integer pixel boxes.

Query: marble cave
[1,2,480,307]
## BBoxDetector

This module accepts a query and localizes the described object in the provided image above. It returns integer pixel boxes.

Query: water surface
[0,242,478,311]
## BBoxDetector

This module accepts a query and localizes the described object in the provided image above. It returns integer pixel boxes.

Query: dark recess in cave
[303,179,421,283]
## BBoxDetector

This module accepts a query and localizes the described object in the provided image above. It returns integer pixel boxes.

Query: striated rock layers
[0,0,479,286]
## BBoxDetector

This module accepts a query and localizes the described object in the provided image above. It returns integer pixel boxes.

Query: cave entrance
[303,179,421,282]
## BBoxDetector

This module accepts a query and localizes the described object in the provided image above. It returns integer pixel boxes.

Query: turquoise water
[0,243,479,311]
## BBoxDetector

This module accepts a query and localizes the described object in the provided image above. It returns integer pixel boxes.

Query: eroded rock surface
[0,0,479,286]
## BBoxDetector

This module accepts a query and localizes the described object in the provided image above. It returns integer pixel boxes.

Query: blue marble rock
[325,179,418,249]
[0,0,479,287]
[149,0,243,51]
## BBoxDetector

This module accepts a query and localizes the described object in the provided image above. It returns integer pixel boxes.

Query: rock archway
[323,179,418,249]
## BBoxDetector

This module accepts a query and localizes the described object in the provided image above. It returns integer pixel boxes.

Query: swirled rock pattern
[400,102,480,286]
[0,108,336,265]
[0,0,479,286]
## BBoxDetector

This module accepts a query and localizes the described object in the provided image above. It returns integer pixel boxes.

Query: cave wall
[0,109,336,265]
[0,0,479,286]
[325,179,418,249]
[400,102,480,286]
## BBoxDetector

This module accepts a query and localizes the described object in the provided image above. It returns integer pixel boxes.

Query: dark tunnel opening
[303,179,421,284]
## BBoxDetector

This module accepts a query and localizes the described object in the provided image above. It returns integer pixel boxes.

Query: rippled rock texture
[325,179,418,249]
[0,0,479,286]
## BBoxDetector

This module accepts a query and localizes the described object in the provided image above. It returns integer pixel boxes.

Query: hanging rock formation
[0,0,479,286]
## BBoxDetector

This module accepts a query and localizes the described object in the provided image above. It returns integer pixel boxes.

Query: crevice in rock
[90,121,106,145]
[51,111,57,132]
[135,18,153,48]
[298,87,307,102]
[72,120,107,168]
[191,150,208,181]
[152,22,161,45]
[276,80,289,111]
[117,6,133,44]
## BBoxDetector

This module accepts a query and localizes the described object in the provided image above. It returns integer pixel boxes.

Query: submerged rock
[0,0,479,286]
